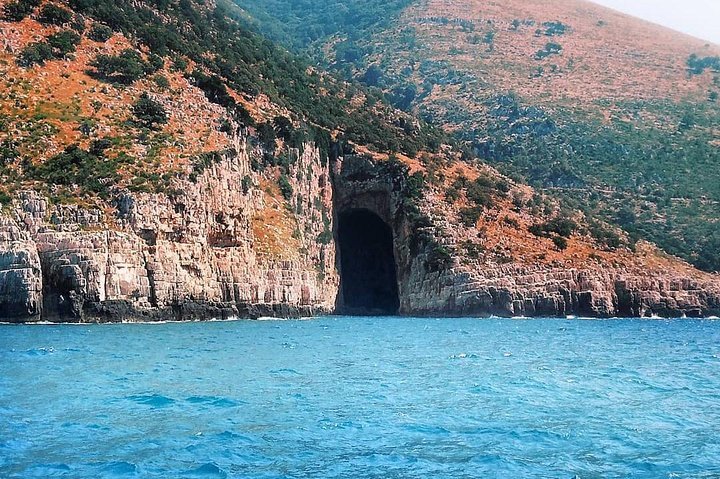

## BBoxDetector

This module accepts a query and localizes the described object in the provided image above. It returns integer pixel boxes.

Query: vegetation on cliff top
[62,0,441,156]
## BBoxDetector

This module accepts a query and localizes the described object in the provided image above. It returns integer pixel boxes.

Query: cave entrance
[337,209,399,315]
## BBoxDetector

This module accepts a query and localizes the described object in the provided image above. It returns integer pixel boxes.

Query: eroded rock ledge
[1,142,719,322]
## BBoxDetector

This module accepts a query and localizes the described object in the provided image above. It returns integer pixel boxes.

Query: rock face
[403,264,720,318]
[0,134,719,322]
[0,218,42,322]
[330,154,720,319]
[0,134,337,322]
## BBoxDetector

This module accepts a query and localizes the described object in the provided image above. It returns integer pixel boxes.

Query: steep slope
[0,0,718,321]
[234,0,720,273]
[361,0,720,272]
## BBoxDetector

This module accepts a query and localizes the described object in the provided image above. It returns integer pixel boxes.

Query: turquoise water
[1,317,720,478]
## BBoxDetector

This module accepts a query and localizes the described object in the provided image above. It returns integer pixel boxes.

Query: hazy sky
[590,0,720,45]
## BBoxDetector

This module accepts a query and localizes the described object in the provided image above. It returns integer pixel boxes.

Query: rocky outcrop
[1,137,719,322]
[0,134,337,322]
[403,264,720,318]
[0,218,43,322]
[330,153,720,319]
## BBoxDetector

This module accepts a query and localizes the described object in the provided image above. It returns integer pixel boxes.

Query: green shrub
[461,240,484,259]
[189,70,255,126]
[88,49,148,84]
[171,56,188,72]
[589,221,622,249]
[459,206,483,227]
[316,229,333,245]
[47,30,81,56]
[38,4,72,25]
[444,185,461,203]
[535,42,562,60]
[687,54,720,75]
[552,235,568,250]
[529,215,576,238]
[425,243,453,272]
[241,175,252,194]
[2,0,40,21]
[0,191,12,207]
[18,30,80,66]
[257,122,277,150]
[278,173,293,201]
[26,144,119,197]
[0,139,20,165]
[153,74,170,90]
[70,13,85,32]
[542,21,568,36]
[145,53,164,74]
[131,93,167,129]
[465,175,503,209]
[88,23,113,42]
[190,151,224,182]
[273,116,294,142]
[17,42,53,67]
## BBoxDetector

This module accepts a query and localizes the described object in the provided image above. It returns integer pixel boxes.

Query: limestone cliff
[0,135,338,322]
[331,154,720,319]
[1,141,719,322]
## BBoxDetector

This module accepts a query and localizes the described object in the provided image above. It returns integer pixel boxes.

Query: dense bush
[26,144,119,197]
[38,4,72,25]
[88,23,113,42]
[588,221,622,249]
[153,74,170,90]
[88,49,150,84]
[535,42,562,60]
[552,235,568,250]
[0,139,20,165]
[529,216,576,238]
[131,93,167,129]
[273,116,293,142]
[189,71,255,126]
[190,151,224,182]
[278,173,293,201]
[241,175,252,195]
[687,54,720,75]
[256,122,276,151]
[17,42,54,67]
[47,30,81,55]
[2,0,40,21]
[459,206,483,227]
[541,21,568,36]
[17,30,80,67]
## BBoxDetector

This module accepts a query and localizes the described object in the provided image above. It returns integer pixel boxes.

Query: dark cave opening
[337,209,400,315]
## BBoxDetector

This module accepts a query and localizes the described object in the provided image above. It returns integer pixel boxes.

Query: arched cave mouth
[337,209,400,315]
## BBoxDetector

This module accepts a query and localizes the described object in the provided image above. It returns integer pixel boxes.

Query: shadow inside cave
[336,209,399,315]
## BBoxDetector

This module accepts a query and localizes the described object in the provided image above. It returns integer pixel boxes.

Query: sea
[1,316,719,478]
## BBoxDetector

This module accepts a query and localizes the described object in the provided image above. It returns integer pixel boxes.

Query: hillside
[0,0,718,322]
[233,0,720,273]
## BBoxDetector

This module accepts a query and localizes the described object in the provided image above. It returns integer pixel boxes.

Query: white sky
[590,0,720,45]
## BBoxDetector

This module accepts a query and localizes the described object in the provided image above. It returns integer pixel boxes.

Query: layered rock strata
[0,137,337,322]
[0,140,719,322]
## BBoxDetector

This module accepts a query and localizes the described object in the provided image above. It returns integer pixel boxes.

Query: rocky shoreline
[1,138,719,323]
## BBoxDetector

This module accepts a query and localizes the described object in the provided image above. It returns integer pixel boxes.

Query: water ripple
[1,317,719,478]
